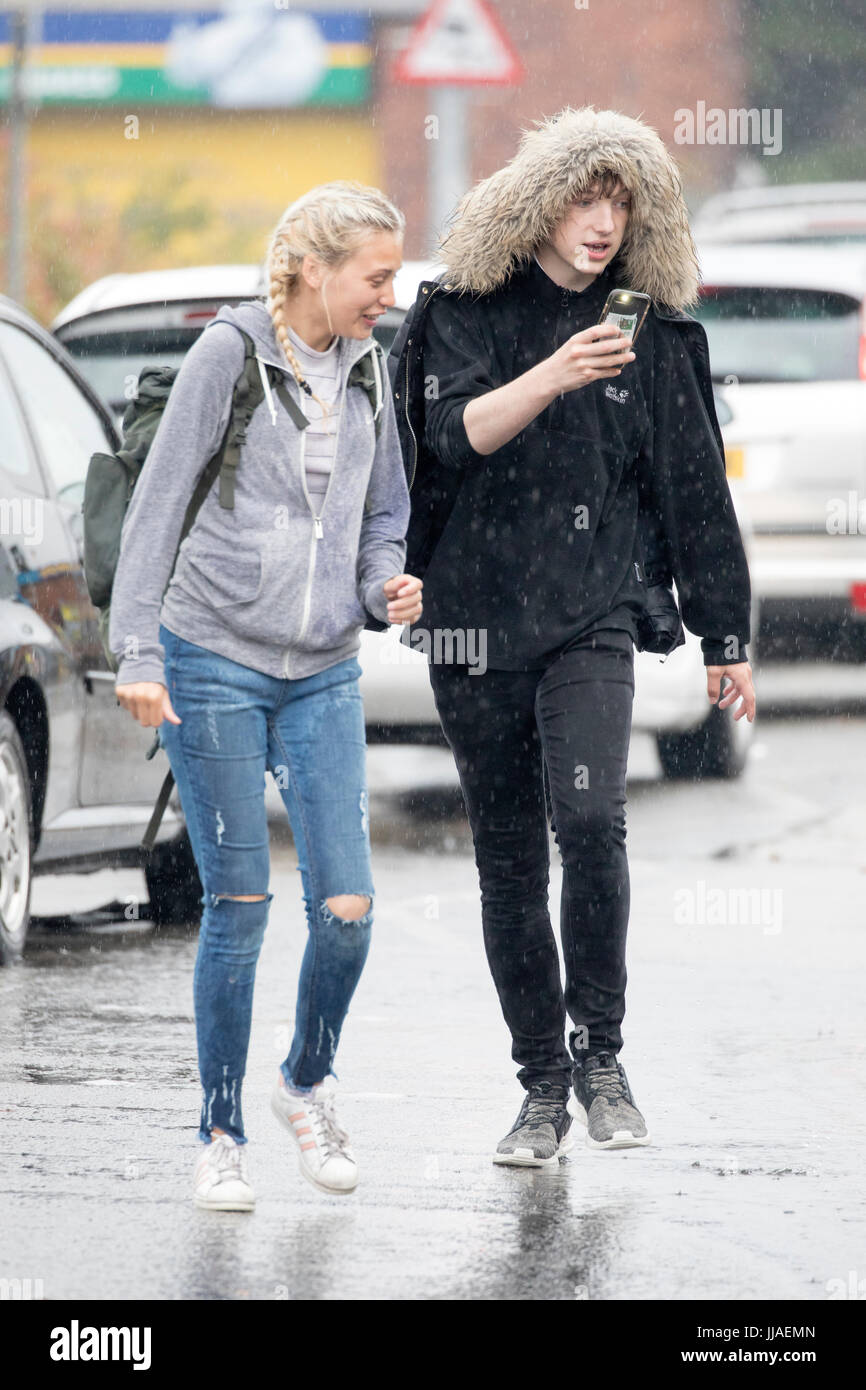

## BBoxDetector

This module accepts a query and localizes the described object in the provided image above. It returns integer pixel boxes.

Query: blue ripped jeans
[158,623,374,1145]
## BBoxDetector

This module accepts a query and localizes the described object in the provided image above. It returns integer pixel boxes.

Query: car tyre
[657,700,752,780]
[0,711,34,964]
[144,829,203,928]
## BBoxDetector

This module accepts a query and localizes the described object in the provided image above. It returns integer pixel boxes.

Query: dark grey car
[0,294,201,963]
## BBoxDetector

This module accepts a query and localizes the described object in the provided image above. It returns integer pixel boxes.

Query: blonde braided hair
[263,181,405,420]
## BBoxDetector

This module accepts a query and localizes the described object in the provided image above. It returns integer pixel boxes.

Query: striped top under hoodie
[286,324,341,506]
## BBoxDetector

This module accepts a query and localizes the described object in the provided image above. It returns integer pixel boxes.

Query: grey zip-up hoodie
[109,300,409,689]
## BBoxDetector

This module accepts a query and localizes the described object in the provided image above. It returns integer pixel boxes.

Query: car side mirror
[66,506,84,558]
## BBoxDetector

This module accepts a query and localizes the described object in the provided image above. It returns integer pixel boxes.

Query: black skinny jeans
[428,628,635,1090]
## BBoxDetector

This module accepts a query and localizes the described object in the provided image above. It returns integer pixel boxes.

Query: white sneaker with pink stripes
[193,1132,255,1211]
[270,1073,358,1194]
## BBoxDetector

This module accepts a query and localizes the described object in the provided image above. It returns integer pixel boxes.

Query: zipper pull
[314,516,323,539]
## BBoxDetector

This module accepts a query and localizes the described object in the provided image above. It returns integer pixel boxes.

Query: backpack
[82,325,386,854]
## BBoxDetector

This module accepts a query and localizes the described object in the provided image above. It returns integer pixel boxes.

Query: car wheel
[144,829,203,927]
[657,701,752,780]
[0,711,33,964]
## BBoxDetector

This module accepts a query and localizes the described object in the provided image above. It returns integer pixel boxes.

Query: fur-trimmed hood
[437,106,700,311]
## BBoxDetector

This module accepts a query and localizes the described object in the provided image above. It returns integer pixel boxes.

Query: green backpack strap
[347,340,387,519]
[142,755,175,853]
[213,330,266,510]
[273,376,311,430]
[347,339,386,441]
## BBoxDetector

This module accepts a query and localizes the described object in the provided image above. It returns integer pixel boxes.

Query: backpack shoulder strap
[171,327,262,544]
[213,328,265,510]
[272,374,311,430]
[347,339,386,441]
[370,339,386,441]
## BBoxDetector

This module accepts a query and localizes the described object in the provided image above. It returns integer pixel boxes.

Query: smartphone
[595,289,651,347]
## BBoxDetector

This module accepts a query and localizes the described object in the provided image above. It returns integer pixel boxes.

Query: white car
[693,181,866,245]
[694,240,866,662]
[52,263,757,779]
[51,261,434,423]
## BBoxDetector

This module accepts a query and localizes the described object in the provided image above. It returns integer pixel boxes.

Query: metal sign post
[429,85,469,240]
[4,8,42,304]
[393,0,523,249]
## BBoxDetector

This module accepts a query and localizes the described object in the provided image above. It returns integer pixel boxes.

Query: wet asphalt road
[1,703,865,1302]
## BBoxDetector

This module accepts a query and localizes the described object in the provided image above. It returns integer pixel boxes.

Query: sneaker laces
[307,1086,351,1158]
[210,1134,247,1178]
[516,1082,569,1132]
[582,1061,630,1107]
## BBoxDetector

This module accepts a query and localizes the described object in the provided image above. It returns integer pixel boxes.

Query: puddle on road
[23,1068,138,1085]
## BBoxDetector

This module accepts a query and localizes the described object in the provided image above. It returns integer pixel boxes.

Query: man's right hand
[541,320,635,396]
[463,322,637,457]
[115,681,181,729]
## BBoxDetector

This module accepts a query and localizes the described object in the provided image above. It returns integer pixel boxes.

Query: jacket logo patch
[605,384,630,404]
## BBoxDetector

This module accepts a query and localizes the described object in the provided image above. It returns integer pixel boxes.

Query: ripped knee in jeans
[322,893,372,923]
[211,892,269,904]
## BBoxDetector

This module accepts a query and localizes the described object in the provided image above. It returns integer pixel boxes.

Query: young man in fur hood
[387,107,756,1163]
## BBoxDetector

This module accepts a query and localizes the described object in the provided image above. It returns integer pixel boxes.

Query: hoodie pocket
[298,544,367,651]
[184,544,263,608]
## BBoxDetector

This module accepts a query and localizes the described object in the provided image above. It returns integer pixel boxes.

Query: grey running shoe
[572,1050,651,1149]
[493,1081,574,1167]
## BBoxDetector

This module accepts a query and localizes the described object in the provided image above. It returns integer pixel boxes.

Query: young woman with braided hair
[111,182,422,1208]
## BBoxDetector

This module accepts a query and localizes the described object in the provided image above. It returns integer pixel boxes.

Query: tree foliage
[744,0,865,177]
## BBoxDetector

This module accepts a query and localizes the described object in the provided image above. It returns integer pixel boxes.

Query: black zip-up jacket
[386,255,751,669]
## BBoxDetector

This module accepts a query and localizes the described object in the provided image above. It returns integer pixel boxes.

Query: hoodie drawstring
[256,353,277,425]
[370,342,383,421]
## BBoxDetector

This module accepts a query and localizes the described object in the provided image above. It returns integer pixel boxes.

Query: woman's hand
[540,321,636,396]
[115,681,182,730]
[705,663,756,721]
[382,573,423,624]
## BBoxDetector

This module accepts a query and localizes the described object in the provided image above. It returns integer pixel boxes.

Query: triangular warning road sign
[394,0,524,85]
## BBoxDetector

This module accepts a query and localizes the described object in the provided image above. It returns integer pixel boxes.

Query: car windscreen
[694,286,862,382]
[58,328,201,418]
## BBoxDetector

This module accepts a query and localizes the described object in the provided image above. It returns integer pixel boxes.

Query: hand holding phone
[595,289,652,347]
[542,320,635,397]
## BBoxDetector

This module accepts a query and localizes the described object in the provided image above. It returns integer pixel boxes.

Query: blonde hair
[263,180,405,417]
